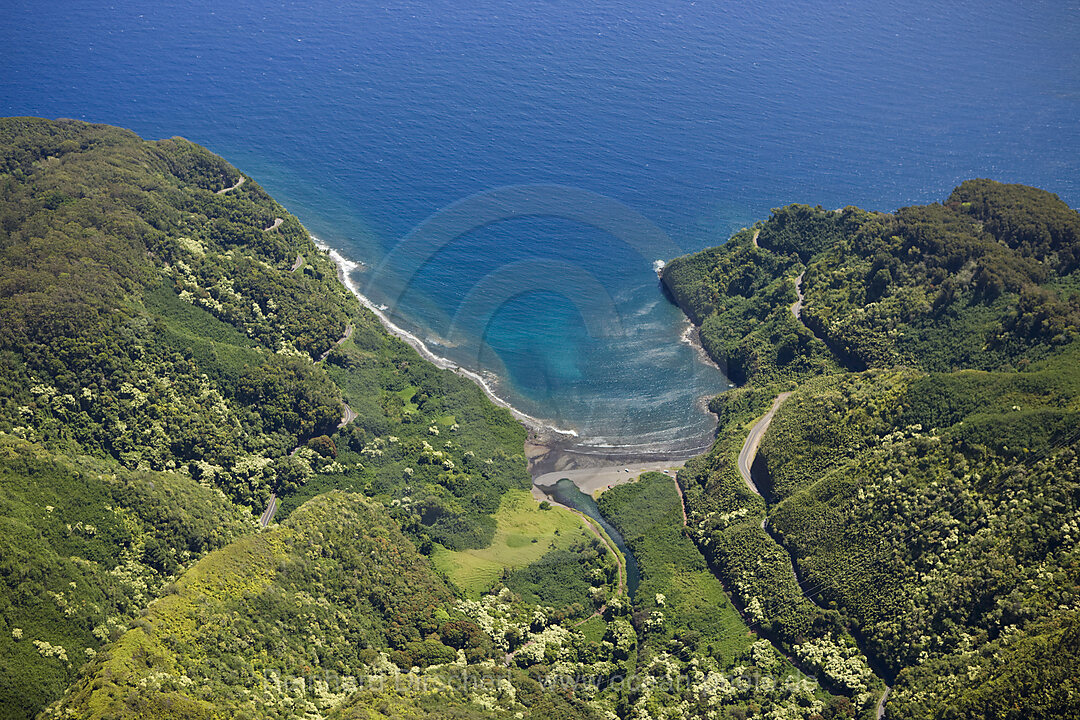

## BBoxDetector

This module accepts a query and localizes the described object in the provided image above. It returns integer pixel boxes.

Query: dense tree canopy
[0,118,534,718]
[664,179,1080,718]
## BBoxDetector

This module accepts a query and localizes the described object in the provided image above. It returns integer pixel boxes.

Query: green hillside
[0,435,251,720]
[41,490,597,720]
[5,117,768,720]
[0,117,530,538]
[598,472,850,719]
[663,180,1080,718]
[0,118,579,719]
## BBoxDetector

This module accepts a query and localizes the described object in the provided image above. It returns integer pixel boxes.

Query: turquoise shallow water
[3,0,1078,452]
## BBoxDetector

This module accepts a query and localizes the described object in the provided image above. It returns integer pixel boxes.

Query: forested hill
[663,181,1080,384]
[662,181,1080,718]
[0,117,529,518]
[0,117,574,719]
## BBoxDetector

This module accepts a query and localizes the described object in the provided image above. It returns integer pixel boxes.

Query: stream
[542,478,641,597]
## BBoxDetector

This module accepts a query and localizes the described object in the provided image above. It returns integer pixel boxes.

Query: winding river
[543,478,641,597]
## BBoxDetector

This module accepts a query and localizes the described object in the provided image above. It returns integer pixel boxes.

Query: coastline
[316,237,581,444]
[532,458,687,498]
[317,238,718,487]
[679,317,729,377]
[525,431,707,474]
[660,265,730,378]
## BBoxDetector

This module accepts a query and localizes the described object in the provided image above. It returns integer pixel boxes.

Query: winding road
[790,271,805,320]
[319,324,354,362]
[264,323,358,525]
[265,217,283,231]
[267,398,355,526]
[216,175,246,194]
[290,253,304,271]
[733,390,893,717]
[876,686,892,719]
[337,401,356,430]
[737,392,792,496]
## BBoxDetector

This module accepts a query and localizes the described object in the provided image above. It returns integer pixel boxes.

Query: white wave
[577,431,708,448]
[569,437,714,456]
[678,318,726,374]
[628,297,661,318]
[314,237,580,439]
[653,259,666,275]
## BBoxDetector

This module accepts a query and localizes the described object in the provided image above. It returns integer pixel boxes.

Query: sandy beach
[525,421,707,498]
[533,459,686,497]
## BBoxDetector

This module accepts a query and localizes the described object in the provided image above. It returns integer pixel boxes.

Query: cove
[543,479,640,598]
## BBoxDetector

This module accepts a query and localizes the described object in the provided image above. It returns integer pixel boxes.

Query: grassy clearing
[575,615,608,644]
[432,489,595,597]
[599,473,756,660]
[670,569,755,662]
[397,385,419,413]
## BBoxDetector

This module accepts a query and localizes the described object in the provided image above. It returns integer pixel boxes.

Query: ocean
[3,0,1078,454]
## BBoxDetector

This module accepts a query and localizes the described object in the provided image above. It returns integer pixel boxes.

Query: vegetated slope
[3,118,702,720]
[663,180,1080,718]
[763,360,1080,717]
[598,472,855,719]
[0,435,251,720]
[435,488,614,602]
[660,222,840,386]
[43,491,597,720]
[0,117,529,529]
[0,117,537,718]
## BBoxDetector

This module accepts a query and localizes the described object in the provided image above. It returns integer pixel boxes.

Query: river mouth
[526,432,708,479]
[537,478,641,598]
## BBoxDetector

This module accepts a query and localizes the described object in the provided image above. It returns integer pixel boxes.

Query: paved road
[734,387,893,714]
[216,175,246,194]
[259,493,277,528]
[319,324,354,362]
[337,402,356,430]
[790,271,805,320]
[737,392,792,496]
[290,253,303,271]
[265,217,283,231]
[738,389,892,714]
[876,686,892,719]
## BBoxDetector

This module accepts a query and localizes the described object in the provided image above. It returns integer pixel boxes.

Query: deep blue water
[4,0,1078,451]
